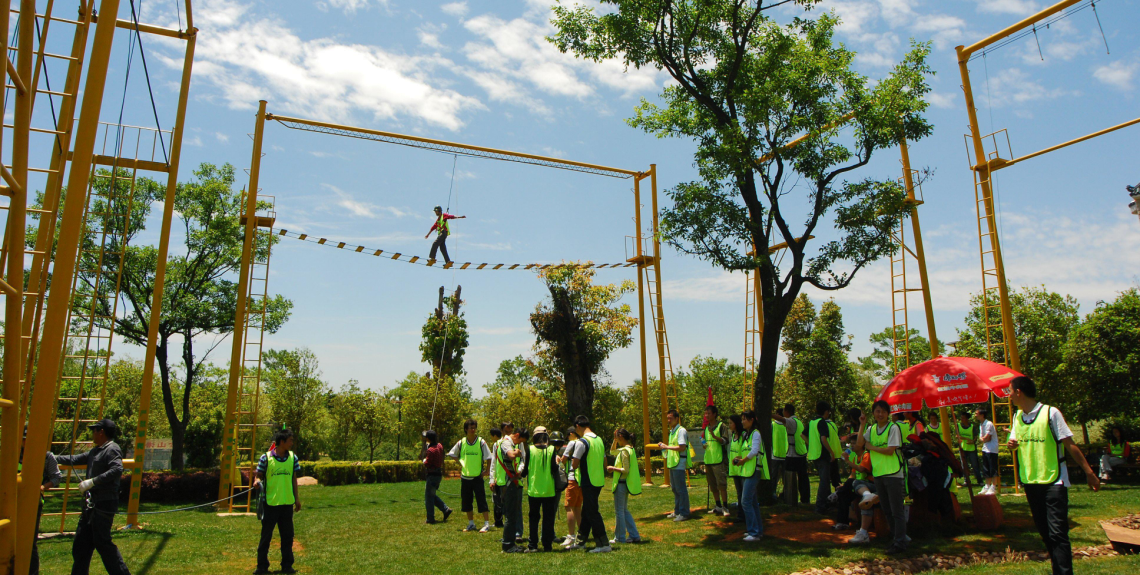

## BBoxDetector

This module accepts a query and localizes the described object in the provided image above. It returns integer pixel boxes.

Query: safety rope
[90,488,254,518]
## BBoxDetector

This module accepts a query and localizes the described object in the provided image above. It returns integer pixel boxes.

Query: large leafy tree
[780,295,868,417]
[263,348,328,460]
[420,289,469,379]
[1056,289,1140,428]
[859,326,943,381]
[479,356,563,430]
[67,163,292,468]
[550,2,933,443]
[356,389,394,463]
[530,266,637,421]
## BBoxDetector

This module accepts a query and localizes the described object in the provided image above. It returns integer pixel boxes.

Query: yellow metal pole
[649,165,671,488]
[1,1,35,567]
[960,0,1082,56]
[218,100,268,503]
[15,2,122,571]
[956,47,1022,374]
[633,174,653,486]
[989,116,1140,172]
[899,138,951,445]
[127,25,198,527]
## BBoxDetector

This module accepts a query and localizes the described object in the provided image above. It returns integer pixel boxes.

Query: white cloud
[441,2,468,17]
[181,0,483,130]
[185,135,203,147]
[981,67,1073,108]
[975,0,1041,16]
[927,91,957,109]
[318,0,382,14]
[214,132,229,143]
[321,183,412,219]
[1093,60,1138,90]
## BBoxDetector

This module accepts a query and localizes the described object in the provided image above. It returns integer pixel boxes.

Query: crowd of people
[406,376,1102,575]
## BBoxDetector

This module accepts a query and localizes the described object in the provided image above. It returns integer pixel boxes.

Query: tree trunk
[157,335,187,470]
[1081,421,1089,445]
[564,367,594,423]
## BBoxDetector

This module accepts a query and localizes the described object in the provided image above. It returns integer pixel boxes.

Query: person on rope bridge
[424,205,466,264]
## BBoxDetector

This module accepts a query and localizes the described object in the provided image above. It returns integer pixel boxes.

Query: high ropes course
[271,227,639,270]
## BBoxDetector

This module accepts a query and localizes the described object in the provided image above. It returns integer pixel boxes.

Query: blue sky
[75,0,1140,397]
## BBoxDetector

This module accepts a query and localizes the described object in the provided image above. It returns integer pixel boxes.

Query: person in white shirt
[1007,376,1099,575]
[976,409,1000,495]
[447,419,494,533]
[657,409,691,521]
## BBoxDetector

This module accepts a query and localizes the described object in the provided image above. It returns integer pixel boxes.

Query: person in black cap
[55,418,130,575]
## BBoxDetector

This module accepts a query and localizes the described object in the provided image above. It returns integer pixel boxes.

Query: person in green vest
[833,409,870,531]
[254,428,301,574]
[733,410,769,541]
[952,410,982,485]
[773,403,810,505]
[770,417,788,504]
[1007,376,1099,575]
[1099,426,1130,481]
[808,401,841,515]
[856,400,908,555]
[727,415,747,522]
[557,427,583,548]
[568,415,611,552]
[447,419,493,533]
[607,428,643,544]
[488,427,505,528]
[424,206,466,264]
[701,405,730,517]
[524,427,559,552]
[894,412,913,442]
[657,408,691,521]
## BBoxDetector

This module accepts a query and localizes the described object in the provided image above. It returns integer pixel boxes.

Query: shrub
[300,460,461,486]
[118,469,251,503]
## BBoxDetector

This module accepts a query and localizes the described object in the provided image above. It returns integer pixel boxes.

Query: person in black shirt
[55,418,131,575]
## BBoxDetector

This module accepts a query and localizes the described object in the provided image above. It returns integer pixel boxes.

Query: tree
[780,296,870,417]
[1056,288,1140,426]
[325,381,364,461]
[550,2,933,447]
[479,357,563,430]
[398,371,470,447]
[420,287,469,379]
[859,326,943,381]
[674,355,746,427]
[953,286,1080,392]
[357,389,392,463]
[530,266,637,420]
[263,348,328,460]
[69,163,293,469]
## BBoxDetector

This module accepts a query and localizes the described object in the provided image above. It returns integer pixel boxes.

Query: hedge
[299,460,462,486]
[116,469,251,504]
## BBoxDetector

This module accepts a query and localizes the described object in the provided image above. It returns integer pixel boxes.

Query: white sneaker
[673,514,688,522]
[665,512,676,518]
[859,492,878,510]
[850,529,870,544]
[743,534,763,542]
[589,545,612,553]
[479,523,491,533]
[721,508,732,517]
[560,536,576,548]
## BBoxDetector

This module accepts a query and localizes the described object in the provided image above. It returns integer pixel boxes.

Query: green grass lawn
[35,476,1139,575]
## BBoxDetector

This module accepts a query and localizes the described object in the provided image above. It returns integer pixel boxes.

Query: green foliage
[263,348,329,460]
[357,389,394,463]
[858,326,944,381]
[324,381,364,461]
[531,265,637,420]
[954,286,1081,402]
[1056,288,1140,424]
[420,294,469,378]
[397,371,471,448]
[479,357,563,431]
[550,1,933,429]
[297,460,459,486]
[779,295,871,417]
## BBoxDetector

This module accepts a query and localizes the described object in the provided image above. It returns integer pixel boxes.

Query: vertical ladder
[973,167,1018,494]
[742,270,758,411]
[643,265,677,411]
[227,195,276,513]
[889,217,912,376]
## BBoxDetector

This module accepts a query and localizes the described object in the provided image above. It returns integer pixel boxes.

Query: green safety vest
[849,451,868,481]
[666,425,693,469]
[1110,442,1125,457]
[459,438,486,478]
[1012,405,1062,485]
[958,422,977,452]
[703,422,725,465]
[807,418,840,461]
[896,420,913,440]
[788,417,808,456]
[435,215,449,234]
[728,433,744,477]
[611,445,642,495]
[771,420,788,459]
[583,434,606,488]
[735,429,769,480]
[265,450,296,506]
[527,445,556,497]
[494,440,516,485]
[868,423,904,478]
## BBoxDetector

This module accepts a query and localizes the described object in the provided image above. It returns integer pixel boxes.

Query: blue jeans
[742,474,763,537]
[815,457,833,513]
[425,474,448,521]
[613,482,640,542]
[670,468,690,517]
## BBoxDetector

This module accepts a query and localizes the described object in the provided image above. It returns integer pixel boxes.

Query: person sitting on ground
[424,205,466,264]
[843,442,879,545]
[607,428,643,545]
[254,428,302,575]
[447,419,494,533]
[558,427,583,548]
[1100,426,1132,481]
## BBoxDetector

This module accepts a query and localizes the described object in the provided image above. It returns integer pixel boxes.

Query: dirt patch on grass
[765,512,855,545]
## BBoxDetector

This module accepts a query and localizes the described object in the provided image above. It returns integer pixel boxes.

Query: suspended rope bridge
[271,228,641,270]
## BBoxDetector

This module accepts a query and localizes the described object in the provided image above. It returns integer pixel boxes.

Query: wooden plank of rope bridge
[409,256,419,263]
[336,242,345,249]
[299,234,307,240]
[373,250,382,256]
[318,238,327,244]
[278,229,287,235]
[477,264,487,269]
[354,246,364,253]
[391,253,401,260]
[493,264,503,270]
[460,263,471,269]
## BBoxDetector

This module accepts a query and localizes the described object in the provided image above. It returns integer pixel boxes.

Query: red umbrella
[877,356,1019,413]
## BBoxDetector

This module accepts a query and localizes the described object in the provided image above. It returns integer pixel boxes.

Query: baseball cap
[533,426,548,435]
[88,418,119,439]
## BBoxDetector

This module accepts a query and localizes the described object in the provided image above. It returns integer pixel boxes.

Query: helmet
[433,205,442,212]
[548,431,565,446]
